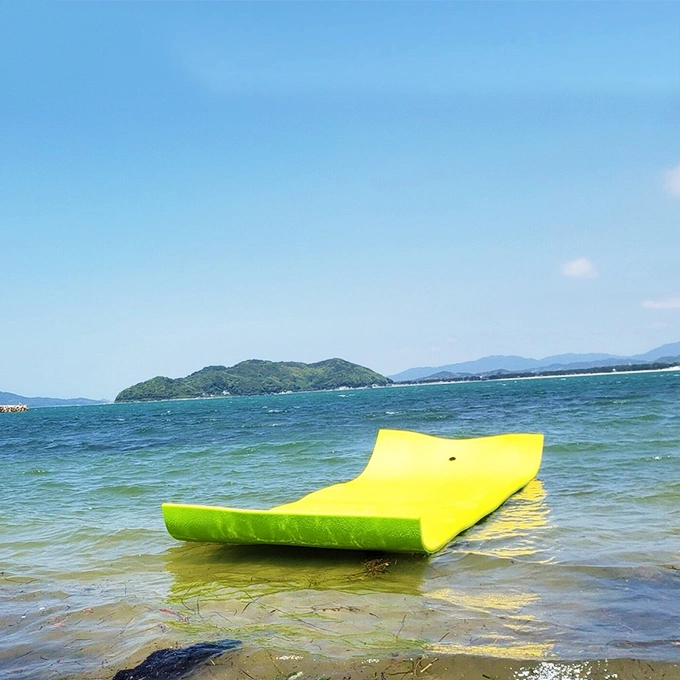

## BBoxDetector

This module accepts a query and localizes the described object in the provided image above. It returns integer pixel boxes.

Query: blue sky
[1,1,679,399]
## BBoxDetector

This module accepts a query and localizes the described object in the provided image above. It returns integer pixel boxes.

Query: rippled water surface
[1,371,680,678]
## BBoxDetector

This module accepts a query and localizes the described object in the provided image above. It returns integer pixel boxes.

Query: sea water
[1,370,679,678]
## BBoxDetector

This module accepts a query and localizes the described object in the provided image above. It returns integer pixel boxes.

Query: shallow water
[1,371,680,678]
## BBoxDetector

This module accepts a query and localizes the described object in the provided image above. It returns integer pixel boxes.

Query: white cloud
[642,297,680,310]
[664,165,680,197]
[560,257,597,279]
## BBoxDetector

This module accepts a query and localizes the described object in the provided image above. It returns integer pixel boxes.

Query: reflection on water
[425,589,553,659]
[160,479,557,659]
[423,480,556,659]
[456,479,553,560]
[164,543,429,598]
[426,640,554,661]
[163,543,432,654]
[427,587,541,612]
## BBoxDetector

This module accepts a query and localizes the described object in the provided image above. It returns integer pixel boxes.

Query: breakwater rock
[0,404,29,413]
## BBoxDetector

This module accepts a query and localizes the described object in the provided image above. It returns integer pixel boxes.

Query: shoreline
[109,364,680,405]
[390,364,680,389]
[109,645,680,680]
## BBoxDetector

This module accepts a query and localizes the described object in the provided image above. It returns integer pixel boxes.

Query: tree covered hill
[114,358,391,402]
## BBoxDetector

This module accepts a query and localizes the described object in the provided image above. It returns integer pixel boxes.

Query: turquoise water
[1,371,680,678]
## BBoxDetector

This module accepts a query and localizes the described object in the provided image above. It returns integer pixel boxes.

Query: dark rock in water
[112,638,241,679]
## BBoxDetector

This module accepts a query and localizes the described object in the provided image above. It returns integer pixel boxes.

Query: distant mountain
[634,341,680,362]
[389,342,680,382]
[0,391,107,408]
[115,358,391,402]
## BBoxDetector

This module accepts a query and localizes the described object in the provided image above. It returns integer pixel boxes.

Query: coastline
[225,649,680,680]
[111,365,680,405]
[390,364,680,389]
[110,644,680,680]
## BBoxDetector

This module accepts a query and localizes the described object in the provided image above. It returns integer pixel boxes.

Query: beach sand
[194,649,680,680]
[110,644,680,680]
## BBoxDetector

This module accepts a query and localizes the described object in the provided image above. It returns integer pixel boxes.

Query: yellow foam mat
[162,429,543,554]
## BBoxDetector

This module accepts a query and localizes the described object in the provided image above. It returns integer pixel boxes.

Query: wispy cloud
[560,257,597,279]
[663,165,680,197]
[642,297,680,310]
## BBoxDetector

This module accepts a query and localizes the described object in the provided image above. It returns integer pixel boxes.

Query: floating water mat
[162,428,543,554]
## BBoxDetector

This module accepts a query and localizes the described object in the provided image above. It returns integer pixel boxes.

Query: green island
[114,358,391,402]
